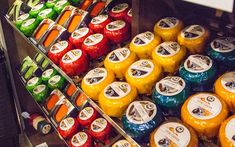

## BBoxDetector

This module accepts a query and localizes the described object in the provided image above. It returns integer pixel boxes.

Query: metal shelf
[5,16,140,147]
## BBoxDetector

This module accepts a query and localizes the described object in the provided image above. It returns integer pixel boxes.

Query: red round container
[89,14,111,33]
[48,40,73,65]
[69,27,93,49]
[57,117,79,139]
[59,49,89,76]
[124,8,132,24]
[109,3,129,20]
[69,131,93,147]
[77,107,99,127]
[88,118,112,142]
[103,20,130,44]
[82,33,110,60]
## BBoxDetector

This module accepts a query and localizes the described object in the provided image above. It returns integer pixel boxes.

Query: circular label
[59,117,75,131]
[225,118,235,144]
[111,3,128,13]
[17,13,29,21]
[184,55,212,73]
[42,69,54,78]
[33,84,46,94]
[71,132,88,146]
[156,76,185,96]
[155,41,180,57]
[113,140,131,147]
[107,48,130,63]
[211,37,235,53]
[126,101,157,124]
[187,93,222,120]
[91,15,108,25]
[38,8,52,17]
[42,124,51,134]
[27,77,39,87]
[181,25,205,39]
[133,31,154,46]
[22,18,36,27]
[50,41,69,54]
[221,72,235,93]
[55,0,67,7]
[84,68,107,85]
[79,107,94,121]
[31,3,44,11]
[157,17,179,29]
[62,49,82,64]
[154,122,191,147]
[71,27,89,39]
[48,75,61,85]
[91,118,107,133]
[127,9,132,17]
[84,34,103,46]
[106,20,126,31]
[128,60,154,78]
[104,82,131,99]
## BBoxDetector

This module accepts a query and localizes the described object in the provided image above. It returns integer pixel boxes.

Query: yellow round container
[81,68,115,101]
[219,115,235,147]
[125,59,162,94]
[99,81,137,118]
[104,48,137,79]
[152,41,186,74]
[177,25,210,54]
[154,17,183,41]
[215,71,235,112]
[150,121,198,147]
[130,31,161,59]
[181,92,228,139]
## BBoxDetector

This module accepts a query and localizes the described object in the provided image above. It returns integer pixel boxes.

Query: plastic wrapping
[29,3,46,17]
[48,40,73,65]
[150,121,198,147]
[69,131,93,147]
[177,25,210,54]
[99,82,137,118]
[181,92,228,139]
[179,54,217,91]
[32,84,49,102]
[82,33,110,60]
[57,117,79,139]
[130,31,161,59]
[152,76,191,116]
[154,17,183,41]
[90,2,106,18]
[81,68,115,101]
[104,20,130,44]
[46,0,58,8]
[77,106,99,127]
[48,75,65,90]
[59,49,89,76]
[122,101,164,142]
[89,14,111,33]
[125,59,162,94]
[41,68,57,83]
[104,48,137,79]
[69,27,93,49]
[219,115,235,147]
[214,71,235,112]
[54,0,70,14]
[152,41,186,73]
[20,18,40,37]
[109,3,129,20]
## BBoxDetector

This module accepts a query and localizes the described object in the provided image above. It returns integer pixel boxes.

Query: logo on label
[33,84,46,94]
[31,3,44,11]
[155,41,180,57]
[184,55,212,73]
[72,27,89,39]
[42,69,54,78]
[128,60,154,78]
[91,118,107,133]
[156,76,185,96]
[84,34,103,46]
[108,48,130,63]
[71,132,88,146]
[91,15,108,25]
[50,41,68,53]
[211,37,235,53]
[27,77,39,87]
[48,75,61,85]
[104,82,131,99]
[84,68,107,85]
[38,8,52,17]
[22,18,35,27]
[59,117,75,131]
[133,31,154,46]
[55,0,67,7]
[79,107,94,121]
[221,72,235,93]
[154,122,190,147]
[113,140,131,147]
[112,3,128,13]
[17,13,29,21]
[106,20,126,31]
[181,25,205,39]
[128,9,132,17]
[157,17,179,29]
[62,49,82,64]
[126,101,157,124]
[225,118,235,144]
[187,93,222,120]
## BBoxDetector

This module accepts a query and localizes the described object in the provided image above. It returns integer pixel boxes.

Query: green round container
[29,3,47,18]
[48,75,65,90]
[37,8,57,22]
[15,13,31,29]
[53,0,70,14]
[26,76,42,92]
[41,68,57,83]
[32,84,49,102]
[20,18,40,37]
[46,0,58,8]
